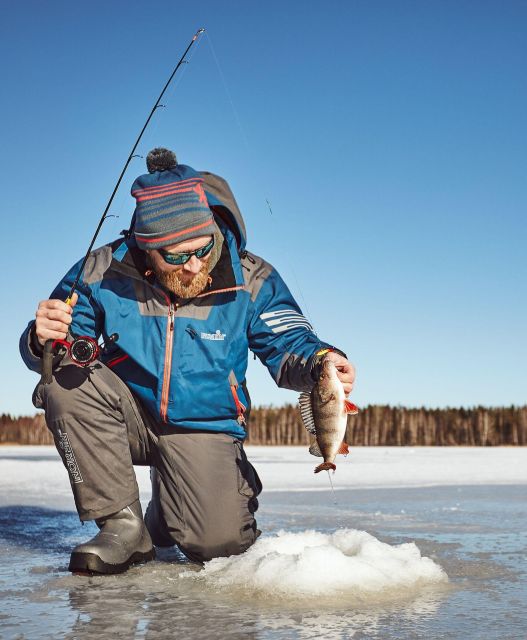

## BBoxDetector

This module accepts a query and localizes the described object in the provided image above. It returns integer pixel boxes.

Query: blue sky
[1,0,525,416]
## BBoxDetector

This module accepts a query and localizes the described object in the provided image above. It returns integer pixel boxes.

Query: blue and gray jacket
[20,170,341,439]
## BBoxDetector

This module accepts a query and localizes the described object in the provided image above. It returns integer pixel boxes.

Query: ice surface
[246,445,527,491]
[1,446,526,639]
[1,445,525,512]
[181,528,448,602]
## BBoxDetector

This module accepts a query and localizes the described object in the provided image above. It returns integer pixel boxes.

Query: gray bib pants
[33,358,262,564]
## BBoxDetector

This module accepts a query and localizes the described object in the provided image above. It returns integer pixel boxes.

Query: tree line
[245,405,526,446]
[1,405,526,446]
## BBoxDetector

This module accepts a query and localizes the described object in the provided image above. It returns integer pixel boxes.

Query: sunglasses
[159,237,215,266]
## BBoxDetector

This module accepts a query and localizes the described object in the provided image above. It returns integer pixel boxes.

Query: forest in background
[1,405,526,446]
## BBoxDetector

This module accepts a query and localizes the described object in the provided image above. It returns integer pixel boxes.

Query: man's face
[148,235,214,298]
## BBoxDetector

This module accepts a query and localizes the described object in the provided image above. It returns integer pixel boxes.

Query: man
[20,148,355,575]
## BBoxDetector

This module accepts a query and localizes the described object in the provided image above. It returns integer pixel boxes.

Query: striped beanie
[131,161,215,250]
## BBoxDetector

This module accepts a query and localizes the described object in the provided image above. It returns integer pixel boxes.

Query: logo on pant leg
[57,429,83,484]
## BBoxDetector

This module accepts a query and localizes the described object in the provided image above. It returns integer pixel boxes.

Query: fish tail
[314,462,337,474]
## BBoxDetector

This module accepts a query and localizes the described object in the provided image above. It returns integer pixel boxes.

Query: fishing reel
[41,334,119,384]
[52,336,101,366]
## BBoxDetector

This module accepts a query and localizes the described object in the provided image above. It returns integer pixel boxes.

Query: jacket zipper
[160,295,176,422]
[230,385,247,426]
[228,371,247,426]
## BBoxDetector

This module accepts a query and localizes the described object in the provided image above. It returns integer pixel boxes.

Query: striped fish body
[299,359,355,473]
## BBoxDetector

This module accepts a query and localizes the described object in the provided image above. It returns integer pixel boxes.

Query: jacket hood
[199,169,247,253]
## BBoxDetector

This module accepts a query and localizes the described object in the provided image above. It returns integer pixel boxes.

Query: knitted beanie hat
[132,149,215,250]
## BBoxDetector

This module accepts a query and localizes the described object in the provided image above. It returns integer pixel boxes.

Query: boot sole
[68,547,156,575]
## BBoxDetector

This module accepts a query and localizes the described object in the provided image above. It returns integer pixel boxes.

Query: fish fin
[308,440,323,457]
[298,392,317,435]
[338,441,350,455]
[344,400,359,415]
[314,462,336,474]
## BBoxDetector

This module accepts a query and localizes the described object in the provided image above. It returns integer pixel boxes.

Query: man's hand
[35,293,78,347]
[325,350,356,396]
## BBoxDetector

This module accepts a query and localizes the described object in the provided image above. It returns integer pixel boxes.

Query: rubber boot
[68,499,155,575]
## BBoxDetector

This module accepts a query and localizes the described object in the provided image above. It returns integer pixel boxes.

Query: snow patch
[180,529,448,601]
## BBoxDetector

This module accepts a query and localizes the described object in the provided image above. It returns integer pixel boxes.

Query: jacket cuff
[309,346,348,384]
[19,322,43,373]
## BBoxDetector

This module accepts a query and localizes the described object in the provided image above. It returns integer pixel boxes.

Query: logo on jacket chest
[201,329,227,341]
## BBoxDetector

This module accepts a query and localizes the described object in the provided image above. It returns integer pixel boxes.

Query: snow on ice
[180,528,448,601]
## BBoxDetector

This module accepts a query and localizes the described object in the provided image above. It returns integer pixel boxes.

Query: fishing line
[205,33,251,153]
[326,470,337,505]
[204,33,317,333]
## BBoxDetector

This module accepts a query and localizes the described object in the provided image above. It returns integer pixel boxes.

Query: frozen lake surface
[1,446,526,639]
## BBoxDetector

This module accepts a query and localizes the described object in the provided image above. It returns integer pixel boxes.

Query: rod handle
[40,339,54,385]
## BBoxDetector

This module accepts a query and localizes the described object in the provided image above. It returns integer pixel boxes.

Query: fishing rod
[66,27,205,303]
[41,27,205,383]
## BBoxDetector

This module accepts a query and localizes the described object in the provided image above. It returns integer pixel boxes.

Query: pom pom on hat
[146,147,178,173]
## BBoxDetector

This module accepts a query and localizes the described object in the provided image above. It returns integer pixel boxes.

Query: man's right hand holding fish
[321,349,356,396]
